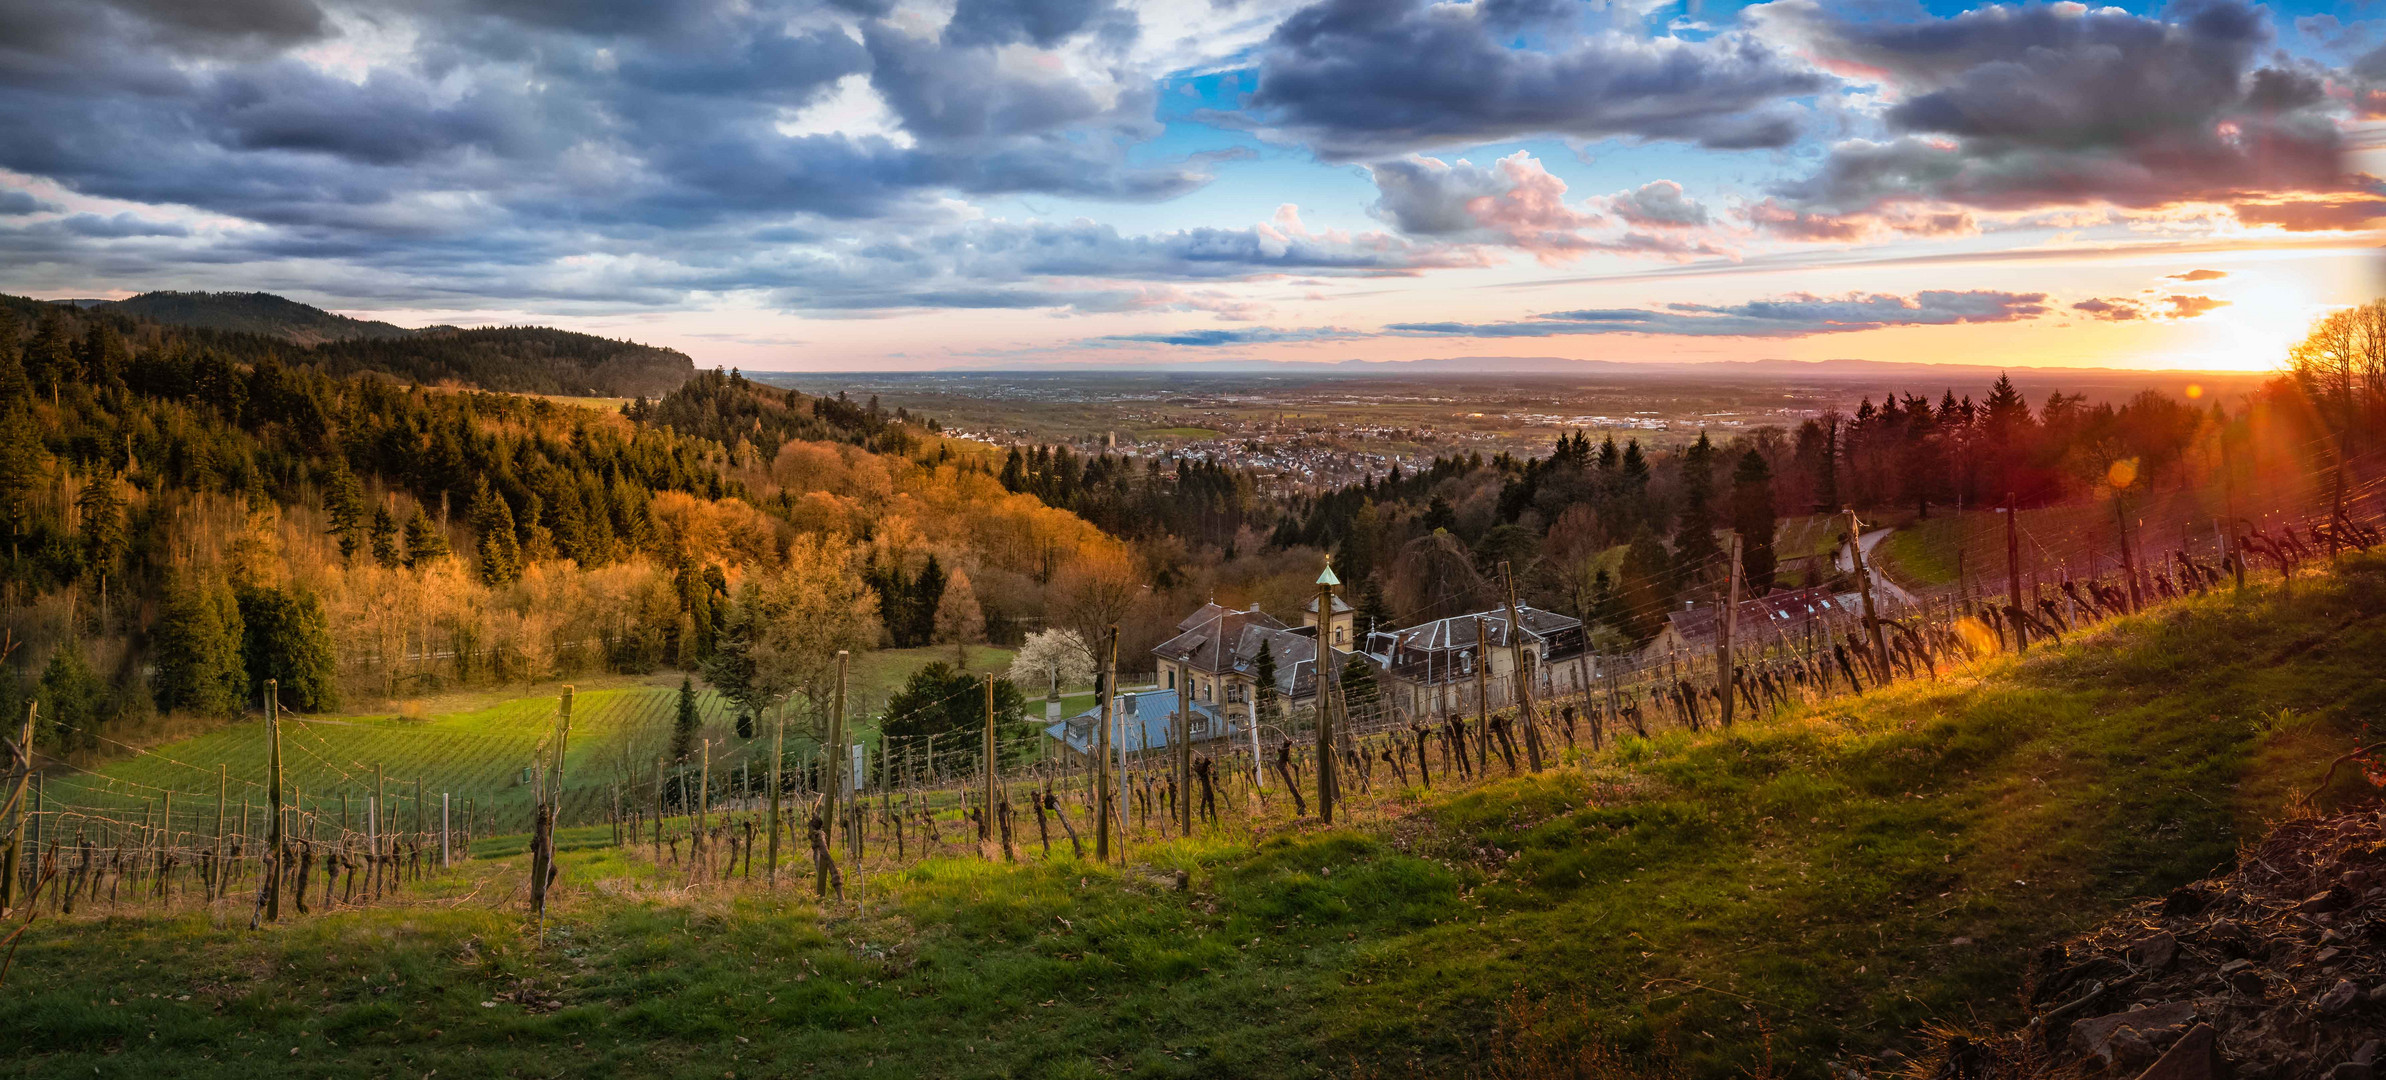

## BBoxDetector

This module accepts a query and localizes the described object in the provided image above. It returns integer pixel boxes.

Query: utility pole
[1315,559,1339,824]
[265,680,283,922]
[1499,561,1543,768]
[2005,493,2027,652]
[1717,534,1742,730]
[767,699,785,885]
[1847,509,1892,683]
[1096,626,1116,862]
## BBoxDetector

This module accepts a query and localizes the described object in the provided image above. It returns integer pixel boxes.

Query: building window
[1166,670,1175,690]
[1227,683,1245,704]
[1334,627,1346,645]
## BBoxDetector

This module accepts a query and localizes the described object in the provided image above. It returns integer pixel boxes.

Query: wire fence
[7,471,2382,920]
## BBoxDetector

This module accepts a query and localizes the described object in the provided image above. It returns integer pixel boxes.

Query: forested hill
[96,291,412,344]
[1,292,695,398]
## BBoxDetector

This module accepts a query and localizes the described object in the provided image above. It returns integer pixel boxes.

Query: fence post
[1315,559,1339,824]
[265,680,283,922]
[1717,535,1742,730]
[1097,627,1116,862]
[1,700,36,914]
[2005,493,2027,651]
[441,792,450,869]
[1848,509,1891,682]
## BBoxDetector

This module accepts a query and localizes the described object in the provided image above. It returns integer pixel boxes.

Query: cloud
[2070,293,2228,321]
[1609,180,1710,228]
[1385,289,2050,339]
[1093,326,1365,347]
[1235,0,1826,161]
[0,189,55,215]
[1367,152,1730,263]
[1751,0,2373,231]
[2169,269,2227,282]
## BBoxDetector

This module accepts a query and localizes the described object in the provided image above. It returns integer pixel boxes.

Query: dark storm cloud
[1752,0,2376,230]
[0,0,1262,305]
[0,190,53,215]
[1385,290,2049,338]
[1237,0,1827,160]
[943,0,1129,48]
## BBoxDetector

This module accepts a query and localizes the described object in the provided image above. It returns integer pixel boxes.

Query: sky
[1,0,2382,374]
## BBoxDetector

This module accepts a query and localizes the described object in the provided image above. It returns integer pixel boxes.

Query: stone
[2131,1023,2226,1080]
[2301,885,2356,914]
[2131,931,2180,972]
[2072,1002,2198,1067]
[2327,1065,2375,1080]
[2320,979,2359,1014]
[2354,1041,2381,1067]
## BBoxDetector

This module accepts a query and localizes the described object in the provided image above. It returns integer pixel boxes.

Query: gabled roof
[1389,605,1581,653]
[1662,586,1857,642]
[1153,604,1291,675]
[1304,595,1355,615]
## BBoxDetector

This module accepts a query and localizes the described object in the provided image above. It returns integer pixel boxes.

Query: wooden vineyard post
[1315,558,1339,824]
[1848,510,1892,684]
[1499,560,1544,763]
[1471,615,1490,775]
[767,700,786,885]
[214,764,226,898]
[819,651,847,896]
[531,686,571,933]
[1717,535,1742,730]
[441,793,450,869]
[372,762,385,899]
[265,680,283,922]
[1096,626,1116,863]
[413,778,425,865]
[1176,654,1193,835]
[2005,493,2027,651]
[1,700,35,914]
[2115,488,2142,613]
[982,674,997,860]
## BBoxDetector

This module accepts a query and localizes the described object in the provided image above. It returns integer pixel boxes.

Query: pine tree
[75,474,126,625]
[402,508,449,568]
[368,505,401,568]
[1729,448,1778,594]
[237,585,341,712]
[468,479,522,586]
[1338,653,1380,724]
[671,675,700,764]
[323,467,368,562]
[1671,432,1722,587]
[1253,639,1278,719]
[153,574,246,717]
[37,643,105,752]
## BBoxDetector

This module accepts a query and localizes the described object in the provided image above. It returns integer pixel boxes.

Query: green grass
[41,645,1018,837]
[8,556,2381,1078]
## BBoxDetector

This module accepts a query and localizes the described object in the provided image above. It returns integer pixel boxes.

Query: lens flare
[2105,457,2139,490]
[2185,383,2203,399]
[1954,616,2001,658]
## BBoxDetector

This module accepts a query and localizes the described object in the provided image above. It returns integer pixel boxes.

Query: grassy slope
[8,559,2380,1079]
[43,645,1017,827]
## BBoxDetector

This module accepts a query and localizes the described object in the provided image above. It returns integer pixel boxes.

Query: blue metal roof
[1043,689,1242,757]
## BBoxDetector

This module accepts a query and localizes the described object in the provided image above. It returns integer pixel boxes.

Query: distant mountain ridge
[97,290,414,345]
[27,290,695,398]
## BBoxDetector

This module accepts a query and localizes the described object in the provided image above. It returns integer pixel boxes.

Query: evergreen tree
[1729,449,1778,594]
[25,308,76,403]
[881,661,1027,765]
[1252,639,1278,719]
[236,585,341,712]
[671,675,700,764]
[1337,653,1381,724]
[1616,529,1672,642]
[368,505,401,568]
[37,643,104,752]
[323,466,368,562]
[75,474,126,624]
[1671,432,1722,586]
[468,478,522,586]
[153,574,246,717]
[402,508,449,567]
